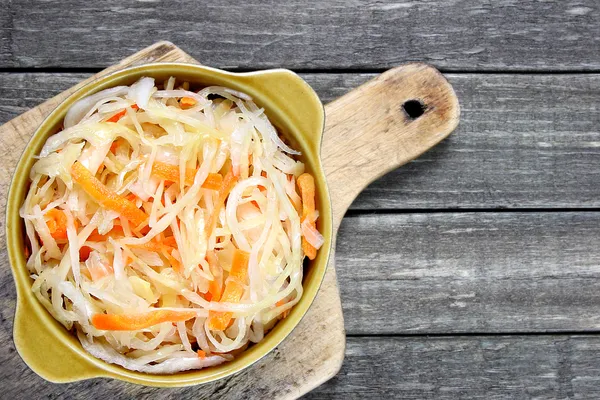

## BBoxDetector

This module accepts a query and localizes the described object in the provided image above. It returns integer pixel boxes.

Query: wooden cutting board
[0,42,459,398]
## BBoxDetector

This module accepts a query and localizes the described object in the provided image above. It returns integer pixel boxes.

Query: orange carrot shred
[297,173,318,260]
[106,109,126,123]
[229,249,250,281]
[91,310,196,331]
[201,173,224,190]
[79,245,92,261]
[151,161,189,184]
[197,350,206,359]
[275,300,291,318]
[71,162,148,227]
[205,169,238,237]
[151,161,223,189]
[162,236,177,248]
[44,208,73,240]
[163,249,182,273]
[207,249,249,331]
[180,97,197,108]
[110,138,128,154]
[106,104,139,123]
[206,251,223,302]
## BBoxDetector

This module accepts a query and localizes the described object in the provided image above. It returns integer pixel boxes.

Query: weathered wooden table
[1,1,600,398]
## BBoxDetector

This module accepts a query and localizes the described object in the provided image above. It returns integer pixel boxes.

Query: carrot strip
[109,140,120,154]
[151,161,223,189]
[110,139,128,154]
[44,208,71,240]
[201,173,224,190]
[106,104,139,123]
[106,110,126,123]
[205,169,238,237]
[163,249,182,274]
[229,249,250,281]
[151,161,189,184]
[206,251,223,302]
[162,236,177,248]
[91,310,196,331]
[71,162,148,227]
[207,249,249,331]
[276,299,291,319]
[206,283,242,331]
[180,97,197,108]
[79,245,92,261]
[297,173,318,260]
[128,236,179,257]
[197,350,206,359]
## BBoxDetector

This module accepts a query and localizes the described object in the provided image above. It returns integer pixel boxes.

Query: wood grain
[3,72,600,209]
[2,333,599,399]
[305,335,600,399]
[1,27,599,398]
[322,64,459,226]
[337,212,600,334]
[2,1,599,71]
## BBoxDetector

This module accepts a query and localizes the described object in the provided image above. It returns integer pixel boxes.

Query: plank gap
[344,208,600,217]
[0,67,103,74]
[2,67,600,75]
[347,331,600,339]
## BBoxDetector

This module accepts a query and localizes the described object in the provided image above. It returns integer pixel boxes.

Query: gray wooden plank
[355,72,600,210]
[2,331,600,399]
[0,3,11,65]
[336,212,600,334]
[0,73,89,124]
[2,1,600,70]
[306,335,600,399]
[2,72,600,209]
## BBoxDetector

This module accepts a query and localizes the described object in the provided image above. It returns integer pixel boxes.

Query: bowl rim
[6,62,332,386]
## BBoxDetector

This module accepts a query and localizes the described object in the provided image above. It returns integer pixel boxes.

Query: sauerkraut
[21,76,323,373]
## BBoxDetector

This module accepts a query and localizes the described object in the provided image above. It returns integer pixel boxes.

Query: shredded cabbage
[22,76,323,373]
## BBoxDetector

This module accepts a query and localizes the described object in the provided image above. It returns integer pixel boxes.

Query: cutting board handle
[321,63,460,229]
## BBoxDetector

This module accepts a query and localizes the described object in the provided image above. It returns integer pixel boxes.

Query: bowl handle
[13,291,108,382]
[321,63,460,230]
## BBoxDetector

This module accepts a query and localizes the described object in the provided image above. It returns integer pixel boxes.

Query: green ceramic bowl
[6,63,331,386]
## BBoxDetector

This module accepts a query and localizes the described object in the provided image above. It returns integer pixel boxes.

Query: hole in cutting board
[402,99,426,119]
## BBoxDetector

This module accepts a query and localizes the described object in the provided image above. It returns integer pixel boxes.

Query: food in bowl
[20,76,324,373]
